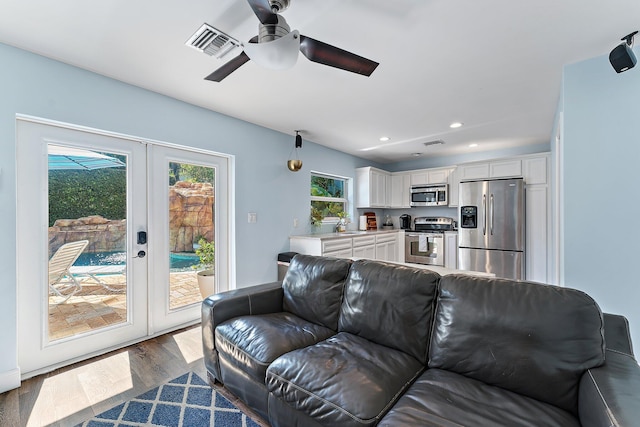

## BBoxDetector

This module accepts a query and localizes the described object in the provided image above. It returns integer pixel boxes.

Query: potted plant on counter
[336,211,349,232]
[193,237,215,298]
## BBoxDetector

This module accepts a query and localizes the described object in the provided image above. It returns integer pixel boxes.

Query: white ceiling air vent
[186,24,241,59]
[423,140,445,147]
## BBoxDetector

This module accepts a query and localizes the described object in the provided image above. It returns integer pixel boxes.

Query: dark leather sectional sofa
[202,254,640,426]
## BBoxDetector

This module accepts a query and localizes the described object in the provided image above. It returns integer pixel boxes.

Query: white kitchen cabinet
[410,168,451,185]
[489,159,522,178]
[322,239,353,258]
[322,248,352,258]
[525,185,548,283]
[458,163,490,180]
[459,159,522,181]
[356,167,390,208]
[444,232,458,269]
[523,156,548,185]
[390,173,411,208]
[448,167,459,207]
[375,233,399,262]
[352,235,376,259]
[289,231,403,262]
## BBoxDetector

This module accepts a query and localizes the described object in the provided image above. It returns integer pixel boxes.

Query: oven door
[405,233,444,266]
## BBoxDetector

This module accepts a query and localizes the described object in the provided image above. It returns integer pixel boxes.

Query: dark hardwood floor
[0,325,269,427]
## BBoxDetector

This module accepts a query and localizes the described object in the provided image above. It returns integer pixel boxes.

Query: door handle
[482,194,486,236]
[490,194,494,235]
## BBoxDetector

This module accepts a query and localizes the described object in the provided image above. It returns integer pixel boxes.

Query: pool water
[74,251,200,270]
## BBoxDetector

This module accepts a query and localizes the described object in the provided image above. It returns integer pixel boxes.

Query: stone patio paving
[48,271,203,341]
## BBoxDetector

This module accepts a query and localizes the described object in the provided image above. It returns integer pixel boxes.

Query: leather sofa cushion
[282,255,351,330]
[216,312,335,385]
[338,259,439,363]
[266,332,424,427]
[378,369,580,427]
[429,274,605,414]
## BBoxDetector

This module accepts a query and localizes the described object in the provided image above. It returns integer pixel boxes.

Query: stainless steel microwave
[410,184,448,207]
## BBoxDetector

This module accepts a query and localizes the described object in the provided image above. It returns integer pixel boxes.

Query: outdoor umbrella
[48,144,125,170]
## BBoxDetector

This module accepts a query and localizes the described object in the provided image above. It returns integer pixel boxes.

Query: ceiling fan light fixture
[244,30,300,70]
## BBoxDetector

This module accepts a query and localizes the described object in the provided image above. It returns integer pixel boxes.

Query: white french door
[147,144,230,333]
[16,117,231,377]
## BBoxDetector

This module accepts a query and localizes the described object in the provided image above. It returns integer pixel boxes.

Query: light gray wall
[0,43,377,386]
[561,47,640,351]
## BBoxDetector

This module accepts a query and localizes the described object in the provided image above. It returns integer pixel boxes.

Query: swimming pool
[74,251,200,270]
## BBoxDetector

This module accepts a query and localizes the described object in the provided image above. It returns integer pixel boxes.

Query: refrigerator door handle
[490,193,494,235]
[482,194,487,236]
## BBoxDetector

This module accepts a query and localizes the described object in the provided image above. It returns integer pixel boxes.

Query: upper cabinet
[356,153,548,209]
[447,167,459,207]
[389,173,411,209]
[458,159,522,181]
[356,167,390,208]
[410,168,451,185]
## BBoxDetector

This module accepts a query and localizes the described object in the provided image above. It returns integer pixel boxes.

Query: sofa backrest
[338,259,440,363]
[282,254,351,331]
[429,274,606,414]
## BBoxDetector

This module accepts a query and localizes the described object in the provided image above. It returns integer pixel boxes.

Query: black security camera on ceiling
[609,31,638,73]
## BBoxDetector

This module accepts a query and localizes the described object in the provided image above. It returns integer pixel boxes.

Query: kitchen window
[311,172,348,222]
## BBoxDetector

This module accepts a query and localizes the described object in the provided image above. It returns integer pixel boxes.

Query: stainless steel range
[405,217,455,266]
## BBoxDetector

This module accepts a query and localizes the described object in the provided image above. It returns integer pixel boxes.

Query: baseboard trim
[0,367,21,393]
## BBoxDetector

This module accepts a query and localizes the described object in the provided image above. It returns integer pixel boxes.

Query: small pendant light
[287,131,303,172]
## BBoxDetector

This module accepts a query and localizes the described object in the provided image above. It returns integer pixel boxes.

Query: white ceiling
[1,0,638,163]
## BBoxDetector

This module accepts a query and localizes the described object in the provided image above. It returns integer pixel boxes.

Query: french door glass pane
[168,162,215,309]
[47,144,128,341]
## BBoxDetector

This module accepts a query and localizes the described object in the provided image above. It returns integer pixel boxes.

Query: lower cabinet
[322,238,353,259]
[289,232,402,262]
[352,236,376,259]
[444,232,458,269]
[375,234,398,262]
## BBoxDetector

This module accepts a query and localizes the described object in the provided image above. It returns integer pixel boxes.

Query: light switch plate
[248,212,257,223]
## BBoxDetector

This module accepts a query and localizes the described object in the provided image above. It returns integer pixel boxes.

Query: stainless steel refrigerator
[458,178,525,280]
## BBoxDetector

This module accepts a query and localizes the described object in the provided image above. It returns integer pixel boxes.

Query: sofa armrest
[578,350,640,427]
[578,313,640,426]
[201,281,284,382]
[603,313,634,356]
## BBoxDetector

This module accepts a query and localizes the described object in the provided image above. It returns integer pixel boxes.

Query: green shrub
[48,169,126,226]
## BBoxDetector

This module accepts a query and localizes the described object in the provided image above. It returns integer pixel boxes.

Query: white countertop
[290,229,402,240]
[351,258,495,278]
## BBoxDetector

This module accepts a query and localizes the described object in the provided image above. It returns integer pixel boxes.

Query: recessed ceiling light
[379,136,390,142]
[449,122,463,129]
[469,143,478,148]
[412,153,421,157]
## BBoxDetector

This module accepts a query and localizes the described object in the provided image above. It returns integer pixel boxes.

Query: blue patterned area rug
[76,372,261,427]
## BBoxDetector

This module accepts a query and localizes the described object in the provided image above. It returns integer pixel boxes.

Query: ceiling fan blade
[246,0,279,25]
[205,51,251,82]
[299,35,379,77]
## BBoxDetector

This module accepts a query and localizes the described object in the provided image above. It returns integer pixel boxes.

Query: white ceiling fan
[187,0,379,82]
